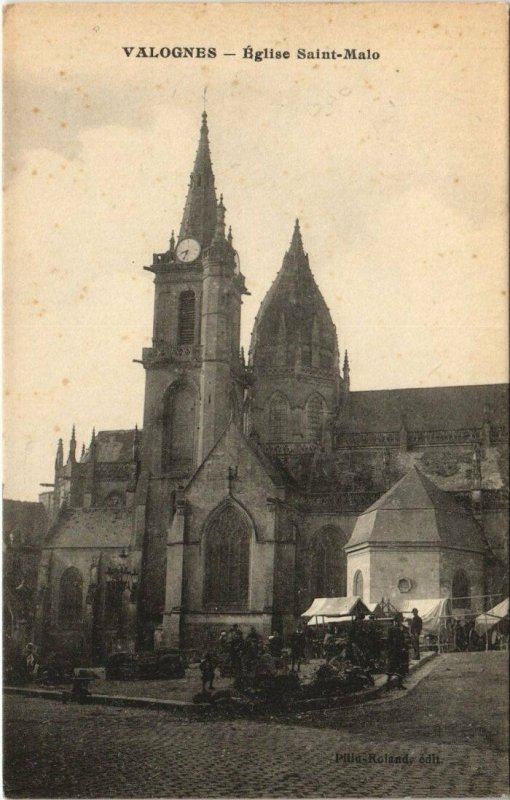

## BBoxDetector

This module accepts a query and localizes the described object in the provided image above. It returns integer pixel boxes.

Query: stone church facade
[35,113,509,662]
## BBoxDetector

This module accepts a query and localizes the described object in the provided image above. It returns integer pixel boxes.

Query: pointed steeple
[178,111,217,250]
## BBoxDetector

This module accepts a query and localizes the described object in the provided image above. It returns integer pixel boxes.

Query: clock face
[176,238,201,263]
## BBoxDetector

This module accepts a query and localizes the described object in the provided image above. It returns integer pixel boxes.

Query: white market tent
[400,597,452,636]
[301,596,370,626]
[474,598,509,636]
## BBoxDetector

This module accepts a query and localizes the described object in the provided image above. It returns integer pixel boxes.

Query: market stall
[301,596,371,626]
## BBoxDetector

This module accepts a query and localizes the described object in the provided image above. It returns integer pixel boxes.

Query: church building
[34,113,509,662]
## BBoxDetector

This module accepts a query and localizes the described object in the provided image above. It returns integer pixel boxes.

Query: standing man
[386,613,410,689]
[290,625,306,672]
[229,624,244,676]
[410,607,423,660]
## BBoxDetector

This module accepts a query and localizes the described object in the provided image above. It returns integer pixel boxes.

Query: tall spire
[178,111,217,250]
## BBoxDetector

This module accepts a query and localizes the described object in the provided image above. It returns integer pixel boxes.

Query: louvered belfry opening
[178,291,195,345]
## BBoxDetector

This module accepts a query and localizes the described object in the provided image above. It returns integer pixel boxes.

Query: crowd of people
[198,610,426,693]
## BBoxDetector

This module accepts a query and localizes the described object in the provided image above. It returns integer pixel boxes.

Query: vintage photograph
[3,3,509,797]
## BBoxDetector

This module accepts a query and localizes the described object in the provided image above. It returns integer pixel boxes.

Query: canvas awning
[400,597,452,635]
[301,596,370,620]
[475,598,509,636]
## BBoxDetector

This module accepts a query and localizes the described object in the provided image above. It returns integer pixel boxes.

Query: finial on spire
[169,230,175,257]
[227,225,233,245]
[81,443,86,459]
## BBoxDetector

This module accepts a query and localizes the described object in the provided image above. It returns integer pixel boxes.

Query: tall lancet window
[178,291,195,345]
[306,394,325,442]
[162,384,196,475]
[204,505,250,609]
[268,393,290,441]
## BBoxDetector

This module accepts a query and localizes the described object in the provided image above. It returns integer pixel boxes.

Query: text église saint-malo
[122,45,381,61]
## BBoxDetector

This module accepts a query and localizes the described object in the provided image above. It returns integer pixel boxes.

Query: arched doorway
[452,569,471,609]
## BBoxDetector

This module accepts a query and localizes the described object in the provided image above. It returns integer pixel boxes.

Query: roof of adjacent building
[346,466,487,552]
[45,508,133,549]
[338,384,508,433]
[3,499,48,548]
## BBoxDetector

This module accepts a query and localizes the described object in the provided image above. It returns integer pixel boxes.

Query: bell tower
[140,111,247,478]
[137,112,248,638]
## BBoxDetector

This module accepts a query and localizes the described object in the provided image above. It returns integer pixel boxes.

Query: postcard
[3,3,508,798]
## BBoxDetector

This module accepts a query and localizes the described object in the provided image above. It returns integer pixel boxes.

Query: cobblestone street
[4,652,508,798]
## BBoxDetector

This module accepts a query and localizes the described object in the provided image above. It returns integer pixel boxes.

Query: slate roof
[81,429,142,463]
[338,384,508,433]
[346,466,486,552]
[45,508,132,549]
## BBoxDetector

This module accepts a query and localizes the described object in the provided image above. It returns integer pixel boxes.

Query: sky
[3,3,508,500]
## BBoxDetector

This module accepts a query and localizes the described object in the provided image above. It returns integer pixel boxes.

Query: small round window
[398,577,412,593]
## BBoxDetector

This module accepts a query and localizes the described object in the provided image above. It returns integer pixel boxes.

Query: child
[199,652,216,692]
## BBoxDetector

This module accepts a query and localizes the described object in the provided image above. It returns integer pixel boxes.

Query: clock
[176,238,201,263]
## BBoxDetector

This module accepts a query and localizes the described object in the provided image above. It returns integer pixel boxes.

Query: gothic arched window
[452,569,470,609]
[178,291,195,345]
[268,393,290,441]
[204,505,250,609]
[162,384,196,475]
[306,394,325,442]
[311,527,347,598]
[59,567,83,627]
[353,569,364,599]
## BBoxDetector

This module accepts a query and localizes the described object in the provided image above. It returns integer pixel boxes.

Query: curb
[4,652,436,716]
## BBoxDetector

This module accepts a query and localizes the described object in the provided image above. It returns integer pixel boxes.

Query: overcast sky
[4,3,508,500]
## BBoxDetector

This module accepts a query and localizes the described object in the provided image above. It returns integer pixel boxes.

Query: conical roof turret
[178,111,218,250]
[249,219,339,378]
